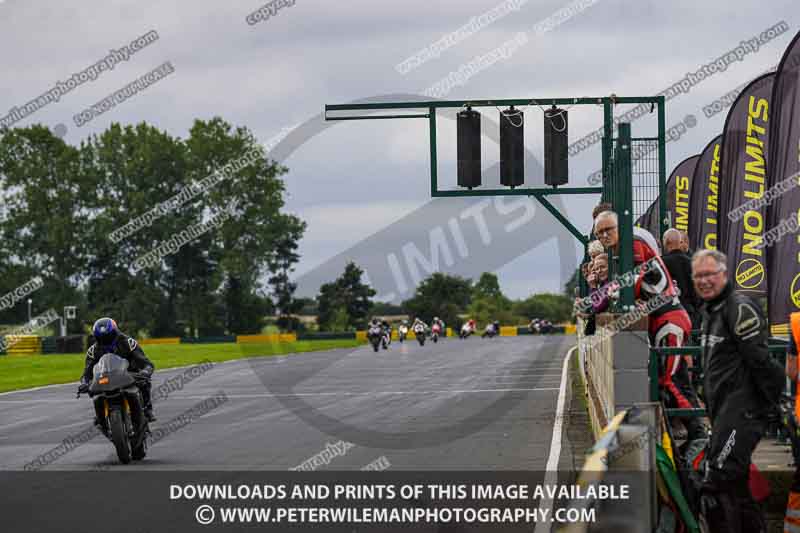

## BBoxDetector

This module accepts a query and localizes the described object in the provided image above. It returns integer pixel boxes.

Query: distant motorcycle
[381,328,391,350]
[368,325,384,352]
[431,323,441,343]
[77,353,150,464]
[481,324,499,339]
[459,323,474,339]
[413,323,426,346]
[398,325,408,343]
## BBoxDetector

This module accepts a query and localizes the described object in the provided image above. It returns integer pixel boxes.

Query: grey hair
[594,210,618,227]
[692,249,727,271]
[587,240,604,256]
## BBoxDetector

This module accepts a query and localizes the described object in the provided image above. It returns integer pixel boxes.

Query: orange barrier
[139,337,181,345]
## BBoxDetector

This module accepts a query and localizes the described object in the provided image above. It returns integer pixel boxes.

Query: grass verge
[0,339,363,393]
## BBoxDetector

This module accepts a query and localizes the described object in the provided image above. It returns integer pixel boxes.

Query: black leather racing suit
[699,282,781,532]
[80,333,155,420]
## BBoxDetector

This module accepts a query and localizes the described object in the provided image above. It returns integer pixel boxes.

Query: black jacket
[80,333,154,384]
[662,250,701,321]
[699,282,783,421]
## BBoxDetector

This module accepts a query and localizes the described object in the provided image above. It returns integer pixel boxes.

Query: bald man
[662,228,701,329]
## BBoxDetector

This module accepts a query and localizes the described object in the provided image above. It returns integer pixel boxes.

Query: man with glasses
[693,249,784,532]
[594,211,705,441]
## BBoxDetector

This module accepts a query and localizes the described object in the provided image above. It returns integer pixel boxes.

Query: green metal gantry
[325,95,667,310]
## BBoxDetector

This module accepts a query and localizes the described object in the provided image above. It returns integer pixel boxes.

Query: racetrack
[0,335,576,472]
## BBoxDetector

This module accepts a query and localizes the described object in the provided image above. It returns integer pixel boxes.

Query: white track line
[0,387,559,403]
[534,345,574,533]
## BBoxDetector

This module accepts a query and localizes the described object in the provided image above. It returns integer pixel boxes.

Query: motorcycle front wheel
[108,408,132,464]
[132,431,148,461]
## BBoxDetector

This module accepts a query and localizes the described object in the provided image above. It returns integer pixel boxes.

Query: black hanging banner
[666,155,700,237]
[718,72,775,297]
[688,135,723,252]
[767,31,800,331]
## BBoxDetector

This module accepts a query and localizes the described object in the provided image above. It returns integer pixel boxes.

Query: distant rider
[412,317,428,332]
[78,317,156,423]
[381,319,392,345]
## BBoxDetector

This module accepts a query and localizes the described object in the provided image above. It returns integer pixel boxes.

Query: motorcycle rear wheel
[108,409,132,464]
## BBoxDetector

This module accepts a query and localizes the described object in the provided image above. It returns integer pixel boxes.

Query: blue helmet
[93,317,119,345]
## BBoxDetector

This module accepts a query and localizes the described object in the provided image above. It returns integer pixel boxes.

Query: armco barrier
[499,326,518,337]
[41,336,57,354]
[140,337,181,345]
[42,335,85,354]
[236,333,297,344]
[561,404,660,533]
[5,335,41,355]
[180,336,236,344]
[296,332,356,341]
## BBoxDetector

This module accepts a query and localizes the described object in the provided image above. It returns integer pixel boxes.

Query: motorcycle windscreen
[91,353,135,391]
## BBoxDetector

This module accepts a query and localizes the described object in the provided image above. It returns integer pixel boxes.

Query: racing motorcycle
[459,322,474,339]
[398,324,408,343]
[413,323,426,346]
[77,353,150,464]
[481,323,499,339]
[431,322,441,343]
[367,324,384,352]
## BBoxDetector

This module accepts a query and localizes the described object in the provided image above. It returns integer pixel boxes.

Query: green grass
[0,339,363,393]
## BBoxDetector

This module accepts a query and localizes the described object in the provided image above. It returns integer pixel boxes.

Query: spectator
[662,228,702,329]
[592,202,613,221]
[587,239,604,259]
[679,230,691,254]
[784,311,800,532]
[594,210,705,441]
[588,253,611,314]
[693,249,784,532]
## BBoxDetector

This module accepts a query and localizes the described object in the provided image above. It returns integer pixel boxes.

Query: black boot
[144,407,156,422]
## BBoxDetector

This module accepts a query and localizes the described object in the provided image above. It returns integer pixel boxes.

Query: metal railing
[649,337,789,419]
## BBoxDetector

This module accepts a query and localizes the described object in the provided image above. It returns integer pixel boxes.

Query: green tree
[370,301,404,316]
[316,262,376,331]
[82,122,194,335]
[268,234,304,331]
[0,118,305,337]
[0,126,91,325]
[473,272,503,299]
[467,296,517,327]
[326,306,350,332]
[402,272,472,327]
[184,118,304,334]
[513,293,573,323]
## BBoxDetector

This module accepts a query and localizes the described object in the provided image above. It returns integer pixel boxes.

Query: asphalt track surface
[0,335,575,472]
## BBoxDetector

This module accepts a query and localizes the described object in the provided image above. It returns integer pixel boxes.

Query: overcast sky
[1,0,797,300]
